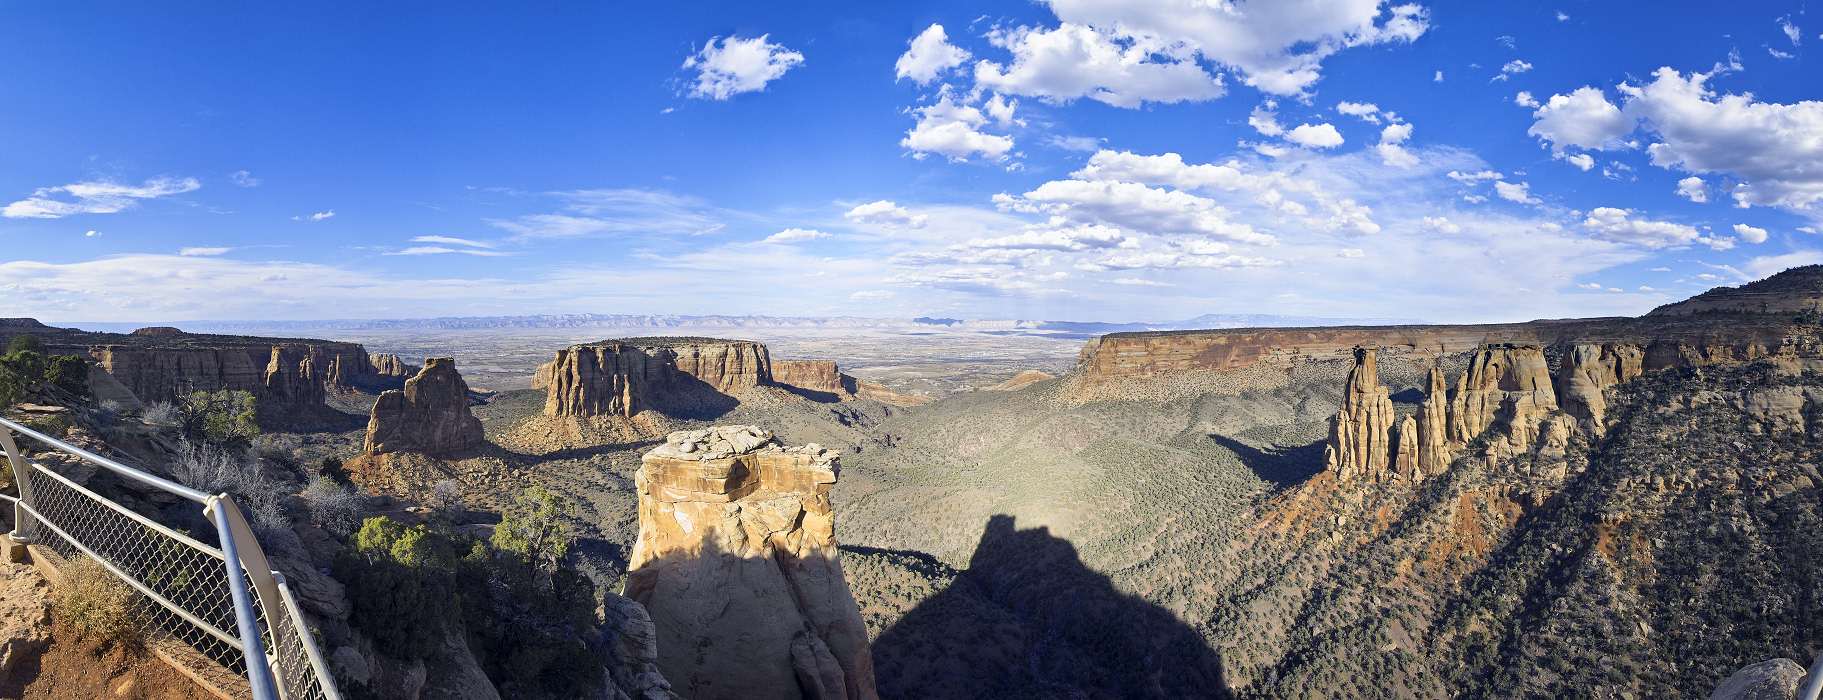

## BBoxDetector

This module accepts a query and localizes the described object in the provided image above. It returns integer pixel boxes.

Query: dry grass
[52,556,144,649]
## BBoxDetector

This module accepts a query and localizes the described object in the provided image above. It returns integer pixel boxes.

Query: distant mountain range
[60,312,1428,337]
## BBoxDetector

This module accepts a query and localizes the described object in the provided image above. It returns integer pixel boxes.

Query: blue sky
[1,1,1818,323]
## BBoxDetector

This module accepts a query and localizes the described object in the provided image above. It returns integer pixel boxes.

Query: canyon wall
[542,338,771,418]
[772,360,846,395]
[626,426,877,700]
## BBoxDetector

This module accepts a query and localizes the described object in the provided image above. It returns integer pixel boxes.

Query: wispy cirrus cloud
[2,176,201,219]
[488,188,727,239]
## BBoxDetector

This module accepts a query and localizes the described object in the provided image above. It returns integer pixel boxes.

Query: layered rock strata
[368,353,417,379]
[361,358,484,456]
[626,426,877,700]
[1323,336,1803,484]
[542,338,771,418]
[772,360,846,395]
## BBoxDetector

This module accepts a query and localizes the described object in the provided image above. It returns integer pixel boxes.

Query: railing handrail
[0,416,211,503]
[0,414,340,700]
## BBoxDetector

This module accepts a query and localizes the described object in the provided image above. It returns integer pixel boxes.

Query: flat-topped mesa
[542,337,772,418]
[627,426,877,700]
[1647,263,1823,317]
[361,358,484,456]
[772,359,847,395]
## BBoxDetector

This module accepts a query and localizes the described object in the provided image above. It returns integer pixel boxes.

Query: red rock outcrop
[361,358,484,456]
[773,360,846,395]
[626,426,877,700]
[542,338,771,418]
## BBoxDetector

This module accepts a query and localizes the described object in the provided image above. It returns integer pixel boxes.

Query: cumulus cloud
[3,176,201,219]
[896,24,971,85]
[1526,86,1633,152]
[229,170,260,188]
[1422,216,1461,234]
[682,34,805,100]
[965,222,1130,251]
[1561,153,1595,171]
[1492,59,1533,82]
[1336,101,1382,122]
[998,179,1275,244]
[1581,206,1730,249]
[1733,223,1769,244]
[972,23,1225,108]
[1249,102,1286,137]
[1676,176,1708,203]
[1070,149,1380,235]
[1376,122,1418,167]
[1619,67,1823,213]
[1779,16,1802,46]
[1286,123,1345,149]
[1514,91,1540,108]
[844,200,928,228]
[1494,181,1540,205]
[762,227,832,244]
[901,95,1016,161]
[292,210,336,222]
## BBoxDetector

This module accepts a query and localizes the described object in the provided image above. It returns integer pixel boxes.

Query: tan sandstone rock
[0,561,52,677]
[543,338,772,419]
[1555,343,1645,432]
[1324,348,1397,481]
[626,426,877,700]
[772,360,847,395]
[1416,367,1452,477]
[362,358,484,455]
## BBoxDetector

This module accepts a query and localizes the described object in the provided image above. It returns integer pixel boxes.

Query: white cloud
[965,222,1129,251]
[1422,216,1461,234]
[1745,250,1823,279]
[1733,223,1769,244]
[896,24,971,85]
[1779,16,1802,46]
[1501,59,1533,75]
[1071,149,1382,235]
[1526,86,1633,152]
[1675,176,1708,203]
[410,235,494,248]
[489,189,723,239]
[388,246,511,257]
[1494,181,1540,205]
[1286,123,1345,149]
[1800,226,1820,235]
[1249,101,1285,137]
[1515,91,1540,108]
[84,230,99,238]
[1447,169,1503,184]
[3,176,201,219]
[291,210,335,222]
[1562,153,1595,171]
[229,170,260,188]
[901,95,1015,161]
[1336,101,1381,122]
[179,247,231,257]
[1046,134,1102,152]
[972,23,1225,108]
[1337,247,1366,258]
[999,179,1276,244]
[849,290,896,301]
[1618,67,1823,213]
[1377,122,1418,168]
[1024,0,1429,97]
[1433,70,1444,82]
[1077,249,1277,271]
[763,227,832,244]
[845,200,929,228]
[681,34,805,100]
[1576,282,1603,290]
[1581,206,1730,249]
[1110,277,1172,287]
[1556,11,1569,22]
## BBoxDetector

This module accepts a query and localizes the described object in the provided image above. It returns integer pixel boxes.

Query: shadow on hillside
[779,384,843,403]
[871,515,1230,700]
[650,374,740,420]
[1206,434,1327,486]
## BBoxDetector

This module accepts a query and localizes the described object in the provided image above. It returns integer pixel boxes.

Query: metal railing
[1,416,340,700]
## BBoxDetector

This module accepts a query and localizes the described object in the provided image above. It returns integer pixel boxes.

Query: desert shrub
[178,390,259,445]
[302,476,363,536]
[0,344,90,408]
[5,335,42,355]
[170,440,288,532]
[428,479,462,513]
[337,506,600,699]
[53,556,144,648]
[141,401,180,427]
[43,354,88,396]
[490,485,575,573]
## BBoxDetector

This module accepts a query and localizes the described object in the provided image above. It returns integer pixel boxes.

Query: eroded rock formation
[368,353,417,378]
[542,338,771,418]
[626,426,877,700]
[361,358,484,455]
[1323,347,1397,481]
[773,360,846,395]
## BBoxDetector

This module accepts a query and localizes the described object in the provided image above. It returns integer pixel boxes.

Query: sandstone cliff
[1323,347,1396,481]
[542,338,770,419]
[368,353,417,378]
[773,360,846,395]
[361,358,484,455]
[625,426,877,700]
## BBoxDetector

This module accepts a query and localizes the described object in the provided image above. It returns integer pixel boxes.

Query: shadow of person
[871,515,1230,700]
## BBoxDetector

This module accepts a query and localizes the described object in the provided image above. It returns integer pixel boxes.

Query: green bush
[0,344,90,408]
[178,390,259,444]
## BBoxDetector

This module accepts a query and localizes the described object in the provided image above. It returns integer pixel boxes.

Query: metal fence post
[0,426,37,542]
[208,496,282,700]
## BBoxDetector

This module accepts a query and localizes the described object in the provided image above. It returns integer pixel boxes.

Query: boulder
[626,426,877,700]
[0,561,51,678]
[1709,658,1806,700]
